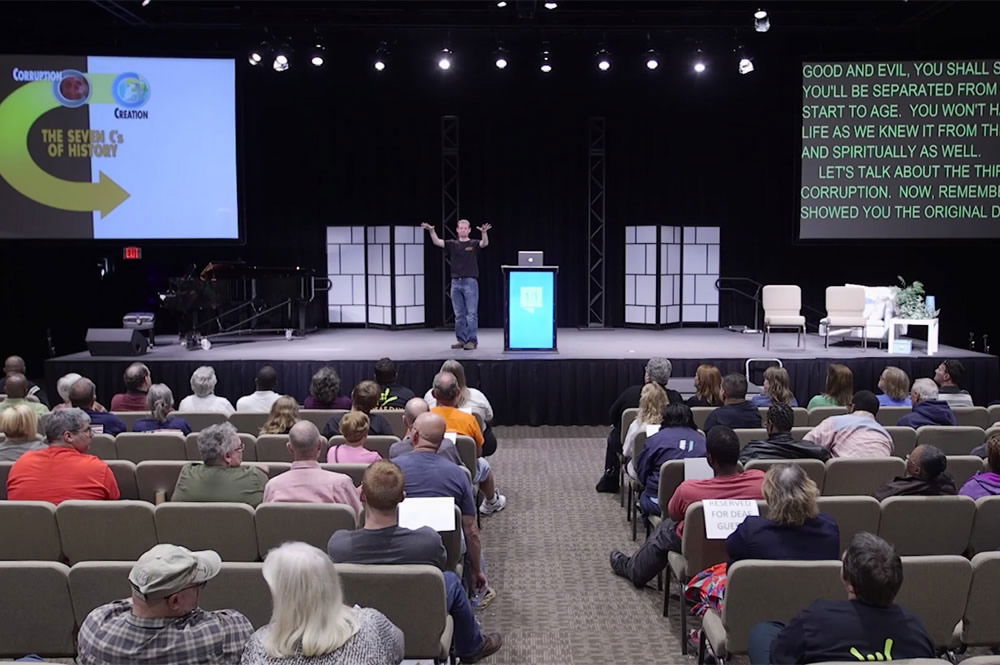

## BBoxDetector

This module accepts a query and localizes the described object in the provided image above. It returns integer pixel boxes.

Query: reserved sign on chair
[702,499,759,539]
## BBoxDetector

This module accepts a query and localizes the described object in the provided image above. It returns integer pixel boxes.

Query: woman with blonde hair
[260,396,300,435]
[134,384,192,434]
[424,359,499,455]
[752,366,798,407]
[622,382,669,476]
[686,364,723,407]
[241,542,403,664]
[807,363,854,408]
[877,366,912,407]
[0,405,45,461]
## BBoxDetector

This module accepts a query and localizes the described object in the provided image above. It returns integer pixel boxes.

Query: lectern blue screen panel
[508,270,555,349]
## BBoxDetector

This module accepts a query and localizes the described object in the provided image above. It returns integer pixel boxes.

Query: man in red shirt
[110,362,152,411]
[610,425,764,587]
[7,408,120,504]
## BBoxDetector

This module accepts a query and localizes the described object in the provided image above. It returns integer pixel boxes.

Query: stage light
[496,0,507,6]
[141,0,151,6]
[374,42,389,72]
[738,57,754,74]
[694,61,706,73]
[539,49,553,73]
[248,41,269,67]
[544,2,558,8]
[595,47,611,72]
[273,43,291,72]
[438,48,453,71]
[494,44,509,69]
[754,9,770,32]
[645,49,660,70]
[310,43,326,67]
[693,49,706,74]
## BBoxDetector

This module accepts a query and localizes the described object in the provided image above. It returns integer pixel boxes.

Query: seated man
[0,373,49,416]
[803,391,893,457]
[874,444,956,500]
[235,365,281,412]
[77,544,253,665]
[389,397,463,465]
[172,423,267,506]
[933,359,974,407]
[749,532,935,665]
[394,413,493,602]
[328,460,502,663]
[428,371,506,515]
[703,373,762,432]
[374,357,416,409]
[70,377,127,436]
[0,355,49,406]
[740,403,831,464]
[598,357,683,493]
[262,420,362,513]
[636,402,706,517]
[609,426,765,588]
[321,379,395,437]
[897,378,957,428]
[110,362,152,411]
[7,408,120,503]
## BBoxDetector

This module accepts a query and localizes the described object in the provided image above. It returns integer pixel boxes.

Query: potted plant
[893,276,939,319]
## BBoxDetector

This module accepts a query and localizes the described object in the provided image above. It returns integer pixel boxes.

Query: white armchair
[762,285,805,349]
[822,286,867,349]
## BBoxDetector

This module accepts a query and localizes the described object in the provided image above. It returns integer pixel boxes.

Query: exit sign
[123,246,142,260]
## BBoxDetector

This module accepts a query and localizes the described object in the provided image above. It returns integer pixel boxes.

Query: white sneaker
[479,492,507,515]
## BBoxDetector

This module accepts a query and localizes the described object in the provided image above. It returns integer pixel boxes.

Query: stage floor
[54,327,989,363]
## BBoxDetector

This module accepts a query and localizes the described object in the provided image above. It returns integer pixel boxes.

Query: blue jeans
[451,277,479,343]
[748,621,784,665]
[445,570,485,658]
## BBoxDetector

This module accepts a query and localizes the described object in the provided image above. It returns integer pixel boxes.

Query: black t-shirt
[771,599,935,664]
[446,239,481,279]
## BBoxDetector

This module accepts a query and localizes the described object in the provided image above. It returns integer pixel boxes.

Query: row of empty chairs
[701,552,1000,665]
[98,408,408,437]
[0,499,464,570]
[0,560,454,662]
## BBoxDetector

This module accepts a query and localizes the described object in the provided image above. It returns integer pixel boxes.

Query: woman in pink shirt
[327,411,381,464]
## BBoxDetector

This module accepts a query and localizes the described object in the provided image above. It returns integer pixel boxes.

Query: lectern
[502,265,558,351]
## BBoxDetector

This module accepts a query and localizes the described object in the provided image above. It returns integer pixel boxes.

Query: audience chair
[56,500,157,563]
[111,411,150,430]
[691,407,715,432]
[700,559,844,665]
[879,495,975,555]
[176,411,228,432]
[823,457,905,496]
[821,285,867,349]
[249,461,289,479]
[886,426,918,459]
[135,460,188,502]
[877,406,912,426]
[372,409,407,439]
[894,555,971,650]
[916,426,986,456]
[648,460,689,532]
[329,434,399,460]
[627,431,649,536]
[761,285,806,349]
[455,435,478,480]
[186,432,258,461]
[816,496,880,554]
[115,432,187,463]
[960,552,1000,650]
[154,502,258,562]
[442,505,464,575]
[745,458,826,493]
[948,456,987,489]
[255,503,357,558]
[951,407,989,429]
[67,561,132,627]
[201,562,273,628]
[0,562,75,658]
[807,406,849,427]
[320,463,367,486]
[734,428,768,449]
[336,563,454,662]
[256,434,292,462]
[0,501,61,560]
[228,412,269,434]
[107,460,140,500]
[619,408,640,504]
[0,461,9,500]
[987,404,1000,427]
[89,433,117,460]
[297,409,343,432]
[790,426,812,440]
[969,496,1000,556]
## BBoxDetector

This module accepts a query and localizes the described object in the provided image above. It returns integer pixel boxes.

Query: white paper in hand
[645,424,661,437]
[398,497,456,532]
[683,457,714,481]
[702,499,760,539]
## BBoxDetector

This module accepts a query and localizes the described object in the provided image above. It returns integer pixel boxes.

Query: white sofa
[819,284,897,347]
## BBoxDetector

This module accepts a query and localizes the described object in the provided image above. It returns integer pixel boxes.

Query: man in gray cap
[77,544,253,664]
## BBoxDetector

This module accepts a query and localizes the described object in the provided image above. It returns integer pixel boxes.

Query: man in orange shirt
[8,408,120,504]
[431,371,506,515]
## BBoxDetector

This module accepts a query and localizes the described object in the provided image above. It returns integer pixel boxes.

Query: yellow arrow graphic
[0,74,130,218]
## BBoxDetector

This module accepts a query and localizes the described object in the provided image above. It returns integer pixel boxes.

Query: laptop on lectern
[518,251,544,267]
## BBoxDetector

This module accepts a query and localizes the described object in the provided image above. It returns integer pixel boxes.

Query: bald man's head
[69,378,97,409]
[432,371,460,406]
[3,356,25,375]
[287,420,322,460]
[412,412,446,451]
[123,363,151,392]
[4,373,27,398]
[403,397,429,428]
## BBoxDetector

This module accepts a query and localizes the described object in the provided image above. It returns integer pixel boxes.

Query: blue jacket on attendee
[637,426,707,497]
[83,409,127,436]
[878,394,912,407]
[727,513,840,564]
[133,416,193,435]
[897,400,956,428]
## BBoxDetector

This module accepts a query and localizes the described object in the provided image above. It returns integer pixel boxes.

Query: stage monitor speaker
[85,328,148,357]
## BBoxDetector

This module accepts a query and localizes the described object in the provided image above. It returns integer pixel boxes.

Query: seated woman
[877,366,912,407]
[178,366,235,415]
[327,411,381,464]
[261,396,300,435]
[751,367,798,407]
[960,432,1000,499]
[686,364,723,407]
[424,359,498,456]
[686,463,840,617]
[807,363,854,409]
[622,382,669,479]
[241,541,404,665]
[134,384,192,435]
[0,405,46,461]
[305,366,352,410]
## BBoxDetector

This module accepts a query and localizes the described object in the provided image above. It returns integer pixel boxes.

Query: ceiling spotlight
[310,43,326,67]
[693,49,706,74]
[595,47,611,72]
[248,41,269,67]
[736,46,754,75]
[754,9,770,32]
[644,49,660,70]
[374,42,389,72]
[539,49,553,73]
[141,0,151,6]
[438,48,453,71]
[273,43,291,72]
[544,2,557,8]
[496,0,507,6]
[494,44,509,70]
